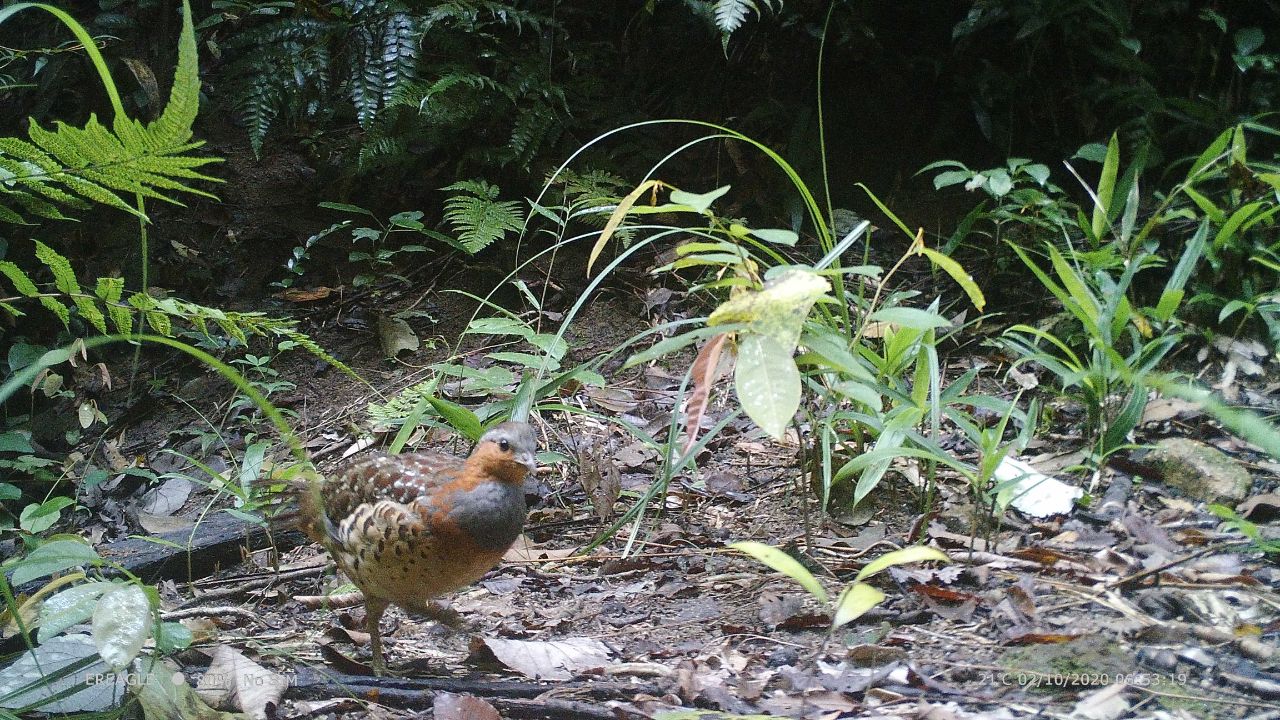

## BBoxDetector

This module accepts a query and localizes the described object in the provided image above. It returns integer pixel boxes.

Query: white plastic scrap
[994,456,1083,518]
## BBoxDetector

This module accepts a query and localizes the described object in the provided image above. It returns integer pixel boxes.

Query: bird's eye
[499,439,511,452]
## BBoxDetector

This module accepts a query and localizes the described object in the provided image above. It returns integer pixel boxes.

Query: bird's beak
[517,451,538,474]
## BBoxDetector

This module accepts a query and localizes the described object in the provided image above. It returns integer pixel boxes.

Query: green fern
[0,0,220,223]
[441,180,523,252]
[712,0,781,36]
[0,242,355,377]
[221,0,566,174]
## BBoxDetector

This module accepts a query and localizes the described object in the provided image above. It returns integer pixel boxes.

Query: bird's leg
[364,596,390,676]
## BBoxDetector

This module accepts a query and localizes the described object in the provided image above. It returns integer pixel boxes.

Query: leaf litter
[13,291,1280,719]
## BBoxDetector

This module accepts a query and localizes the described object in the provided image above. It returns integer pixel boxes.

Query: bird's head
[472,421,538,481]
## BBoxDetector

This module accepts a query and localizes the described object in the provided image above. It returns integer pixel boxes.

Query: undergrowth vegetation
[0,0,1278,713]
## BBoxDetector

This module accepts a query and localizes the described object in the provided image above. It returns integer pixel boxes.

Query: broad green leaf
[1185,128,1232,183]
[729,541,827,603]
[0,482,19,500]
[917,159,968,173]
[466,316,533,337]
[1181,186,1224,223]
[868,307,949,330]
[427,396,484,441]
[154,621,193,653]
[709,268,831,352]
[8,539,102,587]
[832,582,885,629]
[855,545,950,581]
[915,247,986,311]
[0,430,35,453]
[1235,27,1265,58]
[853,410,923,506]
[20,497,76,534]
[1219,299,1249,322]
[1155,220,1208,321]
[1215,202,1262,249]
[318,201,375,216]
[487,352,559,369]
[986,169,1013,196]
[1074,143,1108,162]
[669,185,730,213]
[1048,245,1100,330]
[932,170,971,189]
[830,380,882,411]
[676,240,739,256]
[1024,164,1051,185]
[796,328,876,381]
[388,210,424,229]
[1154,290,1185,322]
[734,334,800,440]
[39,580,113,642]
[238,441,268,494]
[1102,383,1147,455]
[749,228,799,246]
[92,584,151,670]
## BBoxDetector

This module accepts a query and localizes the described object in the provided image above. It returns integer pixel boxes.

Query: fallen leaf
[578,442,621,519]
[614,441,657,468]
[1238,493,1280,522]
[0,634,121,713]
[434,693,500,720]
[274,286,334,303]
[195,646,288,719]
[1141,396,1200,425]
[1070,682,1131,720]
[136,512,196,535]
[478,637,612,680]
[503,536,579,562]
[583,386,638,413]
[378,314,420,358]
[140,477,193,516]
[136,661,243,720]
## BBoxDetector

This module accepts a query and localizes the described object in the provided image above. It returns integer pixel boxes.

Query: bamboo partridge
[295,422,536,674]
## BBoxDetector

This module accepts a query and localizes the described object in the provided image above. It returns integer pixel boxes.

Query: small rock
[1147,438,1252,503]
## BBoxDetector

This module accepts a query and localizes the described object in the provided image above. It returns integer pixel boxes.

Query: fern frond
[380,13,420,109]
[33,240,80,296]
[441,180,523,252]
[0,262,39,296]
[0,0,220,223]
[713,0,779,35]
[357,134,407,171]
[505,101,560,170]
[33,240,107,333]
[95,276,132,334]
[714,0,754,34]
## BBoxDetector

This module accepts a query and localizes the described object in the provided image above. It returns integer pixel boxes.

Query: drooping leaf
[709,267,831,352]
[92,584,151,671]
[729,541,827,603]
[832,583,885,629]
[39,581,114,642]
[854,545,950,581]
[734,334,800,440]
[6,539,102,586]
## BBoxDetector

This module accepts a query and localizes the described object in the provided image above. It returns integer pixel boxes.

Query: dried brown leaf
[683,333,729,454]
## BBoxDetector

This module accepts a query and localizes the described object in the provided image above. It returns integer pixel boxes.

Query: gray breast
[447,482,527,551]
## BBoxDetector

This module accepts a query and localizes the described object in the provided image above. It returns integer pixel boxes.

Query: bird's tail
[255,466,328,545]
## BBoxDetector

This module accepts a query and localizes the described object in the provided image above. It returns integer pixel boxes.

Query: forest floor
[91,268,1280,720]
[15,133,1280,720]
